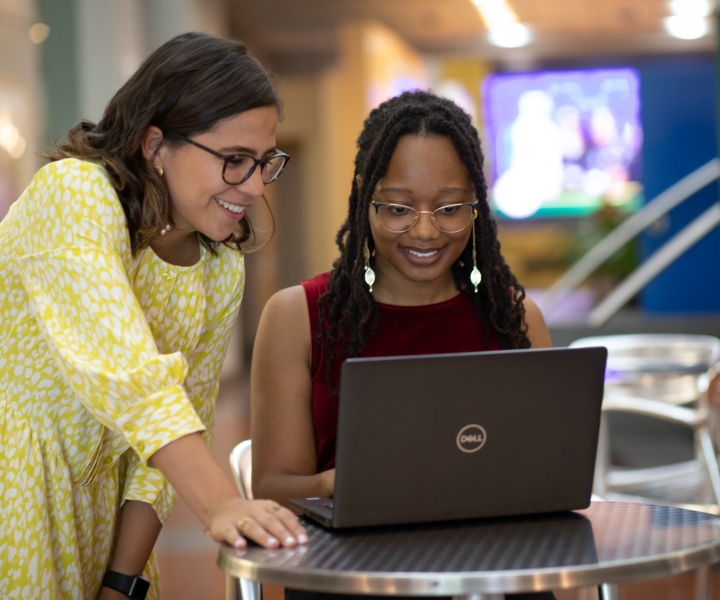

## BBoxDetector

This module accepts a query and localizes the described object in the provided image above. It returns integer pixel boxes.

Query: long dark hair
[47,32,281,253]
[317,91,530,367]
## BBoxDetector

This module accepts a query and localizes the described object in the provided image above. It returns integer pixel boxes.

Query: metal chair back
[570,333,720,511]
[229,439,253,500]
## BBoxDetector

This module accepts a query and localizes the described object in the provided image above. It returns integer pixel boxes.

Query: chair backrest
[229,439,253,500]
[570,334,720,405]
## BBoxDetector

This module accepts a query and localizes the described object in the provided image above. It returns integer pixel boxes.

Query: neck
[150,229,201,266]
[369,257,459,306]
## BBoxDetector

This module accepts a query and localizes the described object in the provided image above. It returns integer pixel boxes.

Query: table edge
[218,538,720,595]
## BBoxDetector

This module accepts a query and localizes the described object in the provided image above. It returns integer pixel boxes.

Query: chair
[228,439,261,600]
[230,439,254,500]
[570,334,720,512]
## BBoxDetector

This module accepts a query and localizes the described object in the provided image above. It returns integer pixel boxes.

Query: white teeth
[215,198,245,214]
[408,249,438,258]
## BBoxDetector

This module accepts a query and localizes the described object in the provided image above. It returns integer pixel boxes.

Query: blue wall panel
[637,57,720,313]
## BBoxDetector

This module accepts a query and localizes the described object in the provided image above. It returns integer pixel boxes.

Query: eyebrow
[381,187,469,195]
[218,145,278,156]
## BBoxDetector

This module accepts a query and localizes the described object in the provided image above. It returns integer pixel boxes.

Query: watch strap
[102,570,150,599]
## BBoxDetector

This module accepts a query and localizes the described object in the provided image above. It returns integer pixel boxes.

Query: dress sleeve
[121,249,246,520]
[14,159,205,465]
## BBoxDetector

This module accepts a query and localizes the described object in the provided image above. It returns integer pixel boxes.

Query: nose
[409,211,439,240]
[238,165,266,198]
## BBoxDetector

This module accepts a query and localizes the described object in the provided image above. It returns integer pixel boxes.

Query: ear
[141,126,164,162]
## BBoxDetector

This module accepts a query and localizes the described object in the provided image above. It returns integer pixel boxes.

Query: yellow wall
[275,21,428,279]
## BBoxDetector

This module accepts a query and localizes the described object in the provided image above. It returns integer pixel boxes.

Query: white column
[74,0,229,123]
[75,0,145,122]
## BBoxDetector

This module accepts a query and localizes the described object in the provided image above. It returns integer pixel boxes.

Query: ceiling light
[664,14,709,39]
[471,0,532,48]
[669,0,713,18]
[488,23,532,48]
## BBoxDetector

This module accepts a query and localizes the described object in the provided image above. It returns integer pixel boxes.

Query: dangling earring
[364,240,376,292]
[154,164,164,177]
[160,223,173,236]
[470,210,482,293]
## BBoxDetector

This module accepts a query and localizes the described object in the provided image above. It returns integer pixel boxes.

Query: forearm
[254,469,334,507]
[147,432,307,551]
[110,500,162,576]
[148,431,240,528]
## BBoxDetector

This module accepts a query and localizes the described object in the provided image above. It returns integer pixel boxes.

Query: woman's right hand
[207,497,308,549]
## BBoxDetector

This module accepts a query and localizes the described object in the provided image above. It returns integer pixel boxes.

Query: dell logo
[456,424,487,453]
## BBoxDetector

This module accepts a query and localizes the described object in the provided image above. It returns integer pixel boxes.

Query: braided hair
[317,90,531,368]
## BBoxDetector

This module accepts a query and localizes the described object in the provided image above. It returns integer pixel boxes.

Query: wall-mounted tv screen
[482,67,643,219]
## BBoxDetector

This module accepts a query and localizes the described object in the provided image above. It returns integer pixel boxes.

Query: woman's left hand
[206,497,307,549]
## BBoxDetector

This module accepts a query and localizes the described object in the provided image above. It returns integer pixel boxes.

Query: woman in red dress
[251,91,554,599]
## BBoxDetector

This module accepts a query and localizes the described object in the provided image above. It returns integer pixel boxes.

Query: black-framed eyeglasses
[372,201,478,234]
[169,132,290,185]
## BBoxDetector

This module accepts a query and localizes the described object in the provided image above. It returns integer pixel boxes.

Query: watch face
[103,571,150,600]
[129,577,150,599]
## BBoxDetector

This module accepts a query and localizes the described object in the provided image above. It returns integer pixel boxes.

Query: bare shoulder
[522,295,553,349]
[254,285,311,364]
[262,285,309,323]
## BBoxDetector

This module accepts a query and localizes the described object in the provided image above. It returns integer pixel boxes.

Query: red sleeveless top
[302,272,501,472]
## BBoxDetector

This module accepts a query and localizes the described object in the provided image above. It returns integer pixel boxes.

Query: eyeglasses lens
[377,204,474,233]
[433,204,474,233]
[223,155,288,185]
[262,155,287,183]
[223,156,256,185]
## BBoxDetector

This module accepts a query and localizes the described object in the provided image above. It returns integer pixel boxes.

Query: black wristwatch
[102,570,150,599]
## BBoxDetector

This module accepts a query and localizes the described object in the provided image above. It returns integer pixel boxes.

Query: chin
[203,226,237,243]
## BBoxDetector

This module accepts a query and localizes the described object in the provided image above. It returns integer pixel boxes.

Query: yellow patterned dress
[0,159,245,599]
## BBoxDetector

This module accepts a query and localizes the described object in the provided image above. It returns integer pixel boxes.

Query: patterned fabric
[0,159,245,599]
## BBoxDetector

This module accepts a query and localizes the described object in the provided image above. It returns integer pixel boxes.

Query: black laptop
[290,346,607,529]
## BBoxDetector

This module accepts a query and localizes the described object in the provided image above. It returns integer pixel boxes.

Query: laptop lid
[331,346,607,528]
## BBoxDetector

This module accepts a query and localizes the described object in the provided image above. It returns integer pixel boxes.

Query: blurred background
[2,0,720,597]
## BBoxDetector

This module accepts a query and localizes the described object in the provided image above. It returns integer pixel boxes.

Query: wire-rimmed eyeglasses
[169,132,290,185]
[372,202,478,234]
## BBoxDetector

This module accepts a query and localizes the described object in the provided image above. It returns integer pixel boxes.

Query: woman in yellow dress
[0,32,306,599]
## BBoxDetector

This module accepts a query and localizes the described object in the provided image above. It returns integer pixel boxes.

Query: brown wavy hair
[318,91,531,371]
[46,32,281,254]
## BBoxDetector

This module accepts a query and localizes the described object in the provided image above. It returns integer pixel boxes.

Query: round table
[218,502,720,600]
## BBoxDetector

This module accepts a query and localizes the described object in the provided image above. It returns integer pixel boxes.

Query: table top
[218,502,720,596]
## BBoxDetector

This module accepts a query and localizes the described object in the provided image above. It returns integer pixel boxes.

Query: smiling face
[153,105,279,243]
[368,133,475,302]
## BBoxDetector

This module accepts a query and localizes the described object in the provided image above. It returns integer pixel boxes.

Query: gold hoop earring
[470,210,482,293]
[364,240,375,293]
[154,164,164,177]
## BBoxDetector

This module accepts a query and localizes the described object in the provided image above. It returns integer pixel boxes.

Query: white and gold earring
[364,240,376,292]
[160,223,173,235]
[470,210,482,293]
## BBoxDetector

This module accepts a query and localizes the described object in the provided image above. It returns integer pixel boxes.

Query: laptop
[290,346,607,529]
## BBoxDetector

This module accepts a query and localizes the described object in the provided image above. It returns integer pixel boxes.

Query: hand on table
[206,498,308,550]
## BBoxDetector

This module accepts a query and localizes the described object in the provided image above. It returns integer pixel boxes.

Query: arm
[523,296,553,348]
[97,501,161,600]
[251,286,335,505]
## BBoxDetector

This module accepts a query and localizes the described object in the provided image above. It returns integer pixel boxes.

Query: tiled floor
[155,375,720,600]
